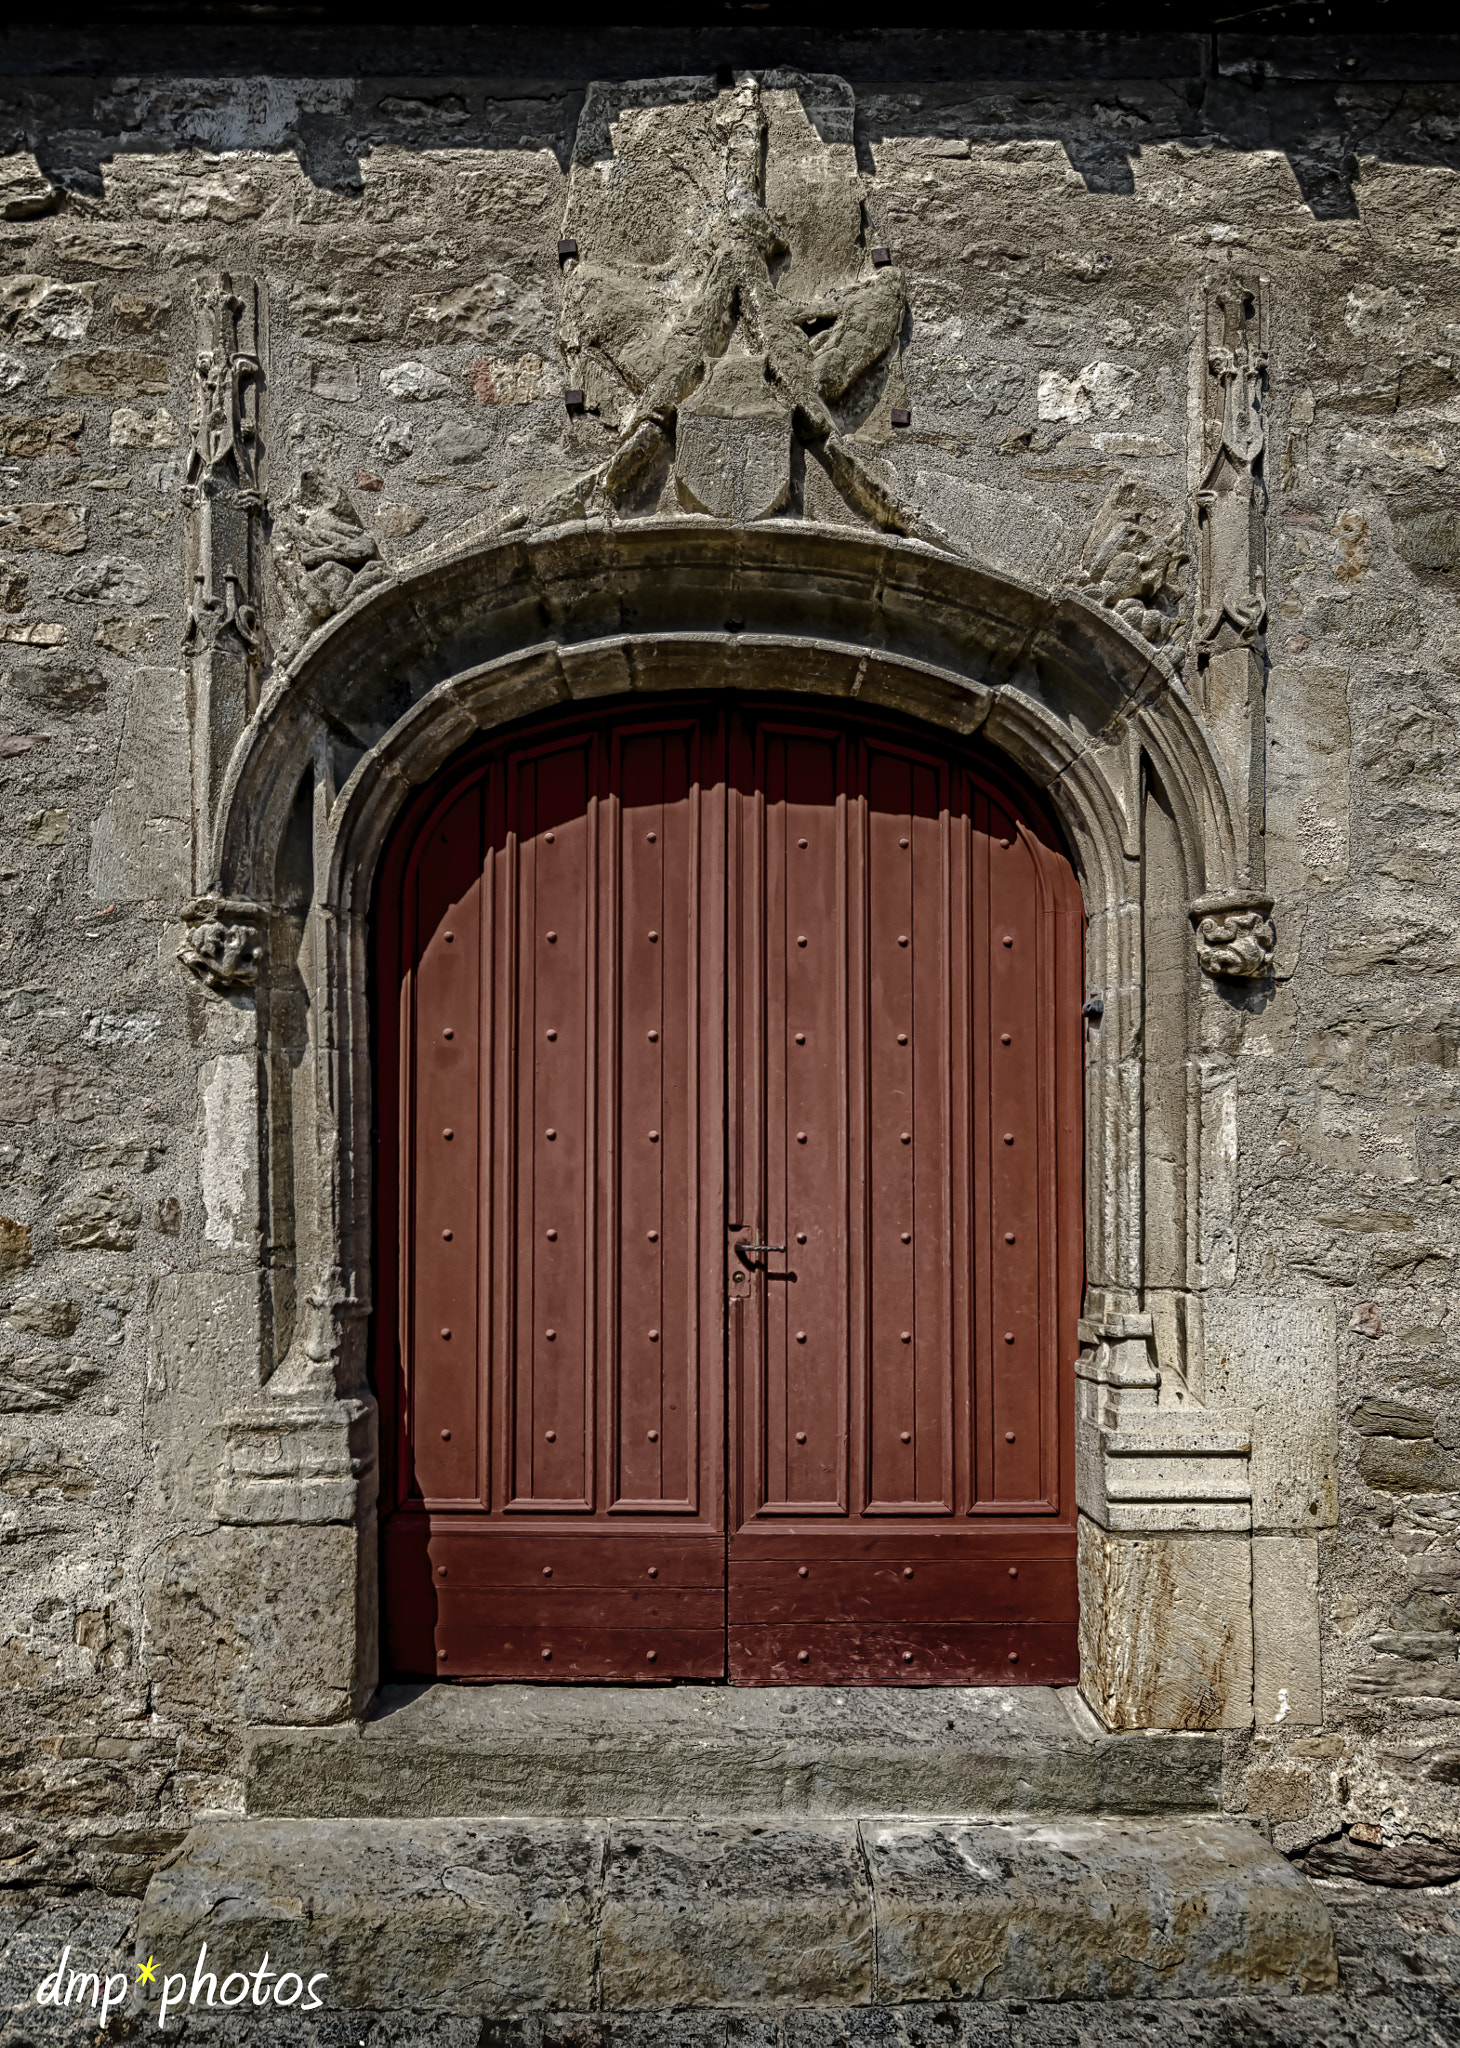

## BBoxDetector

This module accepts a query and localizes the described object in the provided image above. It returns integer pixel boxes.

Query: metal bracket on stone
[177,895,268,994]
[1189,888,1275,982]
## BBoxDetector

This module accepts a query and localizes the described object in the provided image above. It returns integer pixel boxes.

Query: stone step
[246,1682,1224,1821]
[137,1814,1336,2017]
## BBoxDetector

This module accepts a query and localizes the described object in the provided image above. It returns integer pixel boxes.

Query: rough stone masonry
[2,11,1460,2021]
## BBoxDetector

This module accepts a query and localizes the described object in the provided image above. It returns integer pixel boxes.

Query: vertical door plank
[408,783,484,1507]
[984,802,1047,1508]
[510,741,595,1510]
[612,724,700,1511]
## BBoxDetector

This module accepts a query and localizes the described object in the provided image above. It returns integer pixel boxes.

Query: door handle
[734,1240,785,1268]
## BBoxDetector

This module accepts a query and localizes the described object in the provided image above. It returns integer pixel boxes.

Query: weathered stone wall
[2,26,1460,1892]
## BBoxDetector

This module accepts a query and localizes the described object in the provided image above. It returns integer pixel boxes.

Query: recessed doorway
[375,696,1083,1684]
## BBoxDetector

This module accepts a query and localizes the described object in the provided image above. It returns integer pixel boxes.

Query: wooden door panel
[508,739,594,1511]
[758,727,849,1515]
[380,712,726,1681]
[728,710,1081,1685]
[864,743,955,1514]
[405,782,486,1509]
[438,1628,727,1682]
[728,1623,1079,1686]
[610,725,703,1513]
[728,1557,1078,1624]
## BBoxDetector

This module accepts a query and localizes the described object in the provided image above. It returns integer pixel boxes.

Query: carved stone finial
[178,896,267,992]
[1190,890,1275,981]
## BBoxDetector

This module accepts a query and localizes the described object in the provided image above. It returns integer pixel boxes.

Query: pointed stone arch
[190,517,1258,1724]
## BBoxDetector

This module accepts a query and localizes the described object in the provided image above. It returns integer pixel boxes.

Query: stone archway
[180,516,1287,1731]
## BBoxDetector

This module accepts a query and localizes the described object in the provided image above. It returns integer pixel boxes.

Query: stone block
[137,1814,1333,2015]
[1252,1536,1323,1726]
[0,1216,32,1275]
[1266,665,1350,941]
[144,1520,368,1726]
[1204,1294,1338,1530]
[0,156,56,220]
[46,350,170,399]
[108,405,178,448]
[138,1818,602,2013]
[55,1184,140,1251]
[0,501,87,553]
[1079,1518,1253,1730]
[1359,1435,1460,1493]
[245,1683,1223,1824]
[88,665,189,902]
[200,1055,262,1255]
[0,275,92,342]
[302,355,361,402]
[599,1821,873,2009]
[0,410,83,457]
[0,1350,101,1411]
[864,1816,1334,2000]
[914,473,1067,583]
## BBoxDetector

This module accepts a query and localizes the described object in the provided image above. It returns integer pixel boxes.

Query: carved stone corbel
[1189,888,1275,982]
[183,273,266,892]
[177,895,267,993]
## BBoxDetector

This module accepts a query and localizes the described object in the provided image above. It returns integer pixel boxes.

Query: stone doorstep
[245,1683,1224,1821]
[137,1815,1337,2015]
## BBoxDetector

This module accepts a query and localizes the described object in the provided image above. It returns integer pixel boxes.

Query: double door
[377,698,1082,1684]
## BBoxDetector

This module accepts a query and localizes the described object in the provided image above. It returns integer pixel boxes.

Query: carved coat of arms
[546,73,941,544]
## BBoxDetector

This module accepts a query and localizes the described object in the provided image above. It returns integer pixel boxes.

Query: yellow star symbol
[136,1956,157,1987]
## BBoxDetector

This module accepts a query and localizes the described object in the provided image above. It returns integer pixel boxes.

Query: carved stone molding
[1194,279,1268,656]
[1190,888,1275,982]
[177,895,267,993]
[183,274,266,892]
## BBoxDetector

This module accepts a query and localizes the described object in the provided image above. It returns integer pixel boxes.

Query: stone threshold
[138,1814,1337,2014]
[246,1682,1224,1820]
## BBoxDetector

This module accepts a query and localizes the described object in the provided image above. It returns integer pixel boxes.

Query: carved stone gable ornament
[551,73,942,544]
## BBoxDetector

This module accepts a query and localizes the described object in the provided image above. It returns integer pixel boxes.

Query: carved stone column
[1192,278,1269,886]
[183,274,265,891]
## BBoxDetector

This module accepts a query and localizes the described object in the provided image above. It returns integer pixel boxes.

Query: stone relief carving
[182,275,267,895]
[1066,475,1189,660]
[182,274,263,660]
[177,896,267,993]
[1190,890,1276,981]
[1194,280,1268,654]
[543,74,943,544]
[272,473,389,640]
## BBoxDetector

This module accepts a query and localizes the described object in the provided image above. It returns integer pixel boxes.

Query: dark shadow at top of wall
[3,26,1460,217]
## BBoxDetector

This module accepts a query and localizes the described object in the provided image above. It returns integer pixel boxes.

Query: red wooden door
[377,713,728,1679]
[724,711,1082,1683]
[377,698,1081,1685]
